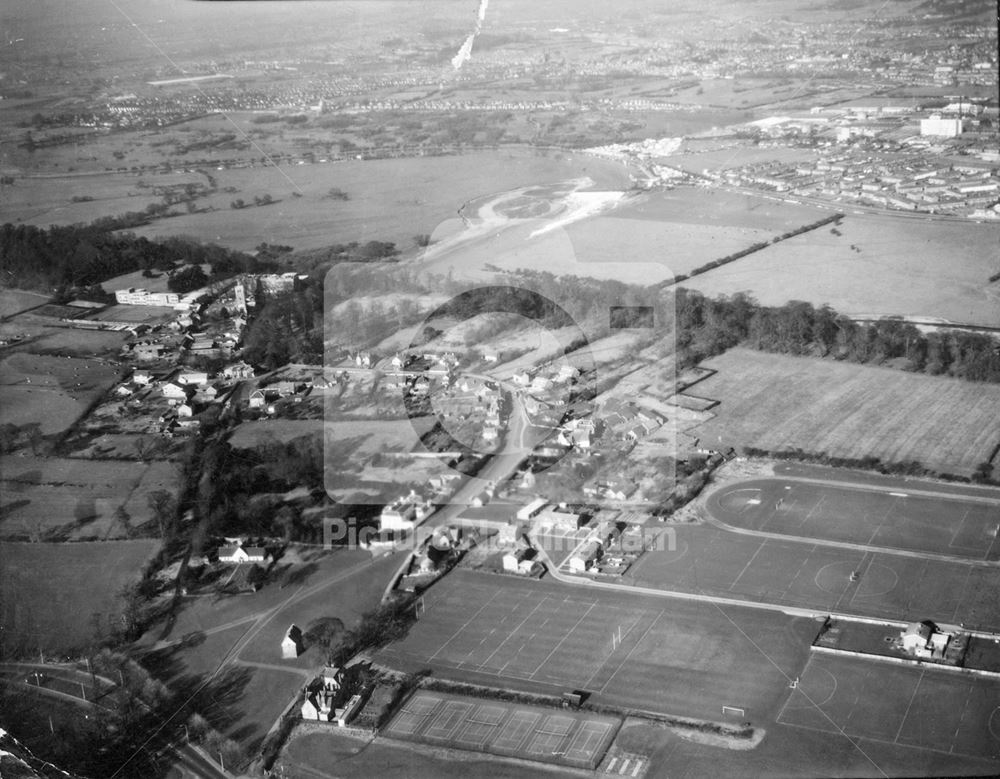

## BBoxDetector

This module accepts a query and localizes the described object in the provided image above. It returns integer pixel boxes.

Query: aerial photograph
[0,0,998,776]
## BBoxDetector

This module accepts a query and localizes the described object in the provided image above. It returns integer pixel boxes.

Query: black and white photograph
[0,0,998,776]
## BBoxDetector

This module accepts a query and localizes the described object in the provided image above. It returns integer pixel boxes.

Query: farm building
[282,625,304,659]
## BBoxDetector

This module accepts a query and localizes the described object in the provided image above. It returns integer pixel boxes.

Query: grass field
[709,479,1000,560]
[0,288,50,318]
[0,352,121,436]
[778,652,1000,761]
[682,213,1000,326]
[120,150,630,254]
[1,456,181,540]
[386,689,619,769]
[0,539,159,654]
[280,725,563,779]
[694,348,1000,477]
[627,521,1000,631]
[377,569,819,723]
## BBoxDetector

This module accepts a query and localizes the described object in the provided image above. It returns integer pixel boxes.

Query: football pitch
[708,479,1000,561]
[778,652,1000,762]
[377,570,819,722]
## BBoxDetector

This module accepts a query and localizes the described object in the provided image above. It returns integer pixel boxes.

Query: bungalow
[281,625,304,659]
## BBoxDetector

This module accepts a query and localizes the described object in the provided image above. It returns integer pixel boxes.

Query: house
[132,370,153,386]
[162,382,189,400]
[391,353,405,369]
[248,389,266,409]
[301,689,336,721]
[115,384,134,397]
[568,540,603,574]
[282,625,304,659]
[177,371,209,386]
[900,621,951,659]
[222,361,254,380]
[133,342,166,361]
[502,548,538,575]
[354,351,373,368]
[380,496,418,531]
[177,403,194,418]
[217,542,268,564]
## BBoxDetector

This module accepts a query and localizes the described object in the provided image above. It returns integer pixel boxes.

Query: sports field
[694,348,1000,477]
[709,479,1000,561]
[778,652,1000,761]
[378,570,819,723]
[386,690,619,769]
[629,524,1000,631]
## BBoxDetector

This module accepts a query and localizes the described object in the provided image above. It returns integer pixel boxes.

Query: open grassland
[696,348,1000,477]
[682,213,1000,326]
[0,456,180,540]
[0,352,121,436]
[377,569,818,723]
[114,150,630,253]
[418,185,830,284]
[0,540,159,655]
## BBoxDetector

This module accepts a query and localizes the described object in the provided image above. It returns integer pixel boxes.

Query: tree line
[673,289,1000,383]
[0,222,276,296]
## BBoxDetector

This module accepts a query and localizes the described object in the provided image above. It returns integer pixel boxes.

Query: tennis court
[385,689,619,768]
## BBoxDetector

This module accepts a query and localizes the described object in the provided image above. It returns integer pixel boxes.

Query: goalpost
[721,705,746,719]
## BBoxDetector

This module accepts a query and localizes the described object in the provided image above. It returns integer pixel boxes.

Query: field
[0,288,50,318]
[682,213,1000,326]
[0,539,159,654]
[694,348,1000,477]
[0,456,181,540]
[377,569,820,723]
[119,150,630,254]
[0,352,122,437]
[627,521,1000,631]
[708,478,1000,560]
[777,652,1000,761]
[385,689,619,769]
[279,725,562,779]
